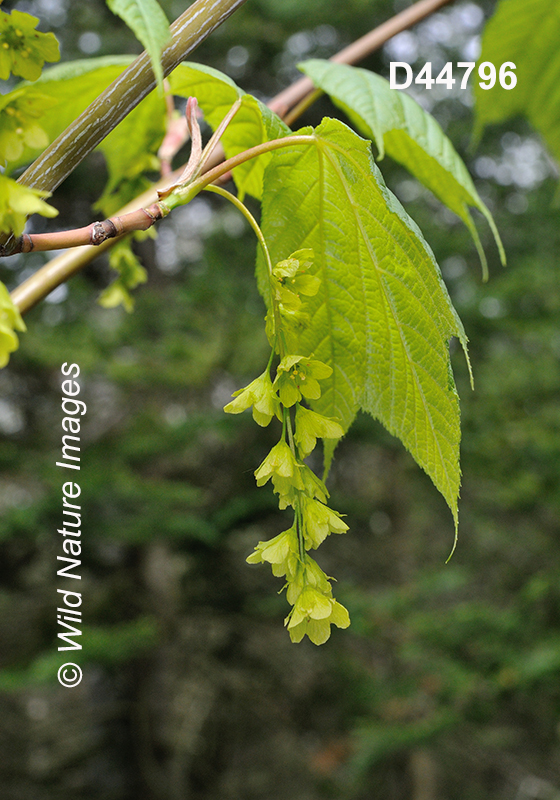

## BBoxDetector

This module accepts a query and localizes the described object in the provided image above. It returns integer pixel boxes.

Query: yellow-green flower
[254,440,299,486]
[286,555,331,605]
[246,526,298,578]
[0,89,55,164]
[285,556,350,645]
[271,474,299,509]
[285,565,350,645]
[271,249,320,312]
[224,370,280,427]
[0,9,59,81]
[0,174,58,238]
[302,555,331,592]
[273,249,319,293]
[287,599,350,645]
[301,496,348,548]
[274,355,332,407]
[272,249,314,281]
[294,404,344,458]
[255,448,311,511]
[270,462,331,509]
[0,282,26,369]
[290,585,333,625]
[300,465,329,503]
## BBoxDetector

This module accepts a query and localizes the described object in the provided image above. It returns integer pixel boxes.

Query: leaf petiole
[202,183,273,276]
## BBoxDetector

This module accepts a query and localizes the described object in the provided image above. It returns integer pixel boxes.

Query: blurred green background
[2,0,560,797]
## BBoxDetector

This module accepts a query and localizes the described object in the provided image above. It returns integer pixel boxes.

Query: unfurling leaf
[170,63,290,200]
[299,59,505,278]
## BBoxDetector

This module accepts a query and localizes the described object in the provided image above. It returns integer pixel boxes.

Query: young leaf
[474,0,560,167]
[299,59,505,278]
[258,118,468,526]
[170,63,290,200]
[106,0,170,89]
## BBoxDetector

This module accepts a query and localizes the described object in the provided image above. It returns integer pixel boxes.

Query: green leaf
[0,281,26,369]
[0,8,59,82]
[170,63,290,200]
[474,0,560,167]
[259,118,468,526]
[300,59,505,278]
[106,0,170,89]
[0,173,58,238]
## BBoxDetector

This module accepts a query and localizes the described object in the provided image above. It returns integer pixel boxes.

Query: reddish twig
[269,0,455,116]
[9,0,457,313]
[14,0,249,198]
[4,203,168,255]
[10,174,183,315]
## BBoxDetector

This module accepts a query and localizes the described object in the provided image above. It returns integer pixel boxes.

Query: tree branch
[10,174,179,314]
[9,0,457,314]
[17,0,248,196]
[9,134,314,259]
[269,0,455,116]
[9,204,167,255]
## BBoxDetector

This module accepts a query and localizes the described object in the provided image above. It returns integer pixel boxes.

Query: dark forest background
[2,0,560,797]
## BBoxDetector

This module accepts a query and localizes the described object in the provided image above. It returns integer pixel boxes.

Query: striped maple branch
[9,0,455,314]
[16,0,249,197]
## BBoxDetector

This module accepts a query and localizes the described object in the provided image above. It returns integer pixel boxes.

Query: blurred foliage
[1,0,560,798]
[475,0,560,165]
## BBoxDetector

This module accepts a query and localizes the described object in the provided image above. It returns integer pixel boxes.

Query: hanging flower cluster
[225,248,350,645]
